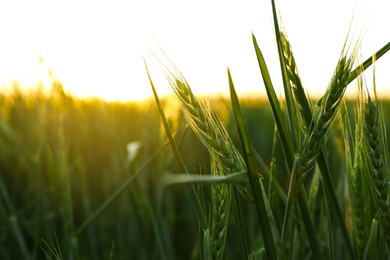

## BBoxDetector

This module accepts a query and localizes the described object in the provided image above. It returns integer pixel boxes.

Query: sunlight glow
[0,0,389,101]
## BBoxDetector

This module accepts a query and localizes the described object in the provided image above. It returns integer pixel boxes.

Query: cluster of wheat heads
[145,54,257,259]
[342,70,390,259]
[145,0,390,259]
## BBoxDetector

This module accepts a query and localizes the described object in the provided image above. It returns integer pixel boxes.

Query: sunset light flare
[0,0,389,101]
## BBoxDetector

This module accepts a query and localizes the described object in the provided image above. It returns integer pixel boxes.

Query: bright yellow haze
[0,0,389,101]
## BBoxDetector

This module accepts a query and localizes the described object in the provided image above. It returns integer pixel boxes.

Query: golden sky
[0,0,389,101]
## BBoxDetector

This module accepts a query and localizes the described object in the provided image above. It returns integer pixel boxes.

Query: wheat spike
[363,93,390,242]
[171,76,244,258]
[156,56,254,257]
[281,31,312,133]
[174,79,245,172]
[296,48,357,190]
[351,129,369,257]
[171,74,256,201]
[210,153,231,260]
[350,84,370,257]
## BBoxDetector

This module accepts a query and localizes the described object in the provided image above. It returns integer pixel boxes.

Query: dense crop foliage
[0,81,281,259]
[0,82,166,259]
[1,81,390,259]
[144,0,390,259]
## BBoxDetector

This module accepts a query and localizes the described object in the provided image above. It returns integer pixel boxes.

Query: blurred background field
[1,80,390,259]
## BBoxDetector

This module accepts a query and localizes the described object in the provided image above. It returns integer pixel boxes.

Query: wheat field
[1,0,390,259]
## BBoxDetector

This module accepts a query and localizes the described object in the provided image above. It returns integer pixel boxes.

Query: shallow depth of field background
[1,1,390,259]
[1,0,389,101]
[1,79,390,259]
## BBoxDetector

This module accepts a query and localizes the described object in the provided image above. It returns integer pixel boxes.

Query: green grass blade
[323,186,336,259]
[145,58,208,230]
[281,156,300,243]
[228,68,277,260]
[297,188,323,260]
[260,179,286,259]
[363,219,389,260]
[248,248,266,259]
[109,241,115,260]
[253,148,287,204]
[268,124,278,199]
[203,229,213,260]
[280,157,322,259]
[232,187,249,260]
[252,33,294,169]
[41,232,64,260]
[162,171,247,185]
[266,124,287,231]
[270,0,299,150]
[348,41,390,85]
[316,154,356,259]
[8,214,31,260]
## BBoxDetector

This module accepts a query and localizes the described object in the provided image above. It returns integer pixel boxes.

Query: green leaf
[260,179,286,259]
[162,171,248,185]
[252,33,294,169]
[109,241,115,260]
[232,188,249,260]
[203,229,213,260]
[348,41,390,85]
[281,156,300,242]
[228,68,278,260]
[363,219,389,260]
[297,188,323,260]
[270,0,299,150]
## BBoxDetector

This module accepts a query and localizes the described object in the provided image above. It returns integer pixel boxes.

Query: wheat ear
[350,150,368,257]
[171,76,240,258]
[347,94,369,258]
[169,76,245,173]
[156,57,252,258]
[210,153,231,260]
[160,60,251,182]
[352,85,371,257]
[363,92,390,242]
[296,49,356,190]
[281,31,312,133]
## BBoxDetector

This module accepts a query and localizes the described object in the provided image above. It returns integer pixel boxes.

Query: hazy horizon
[0,0,389,101]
